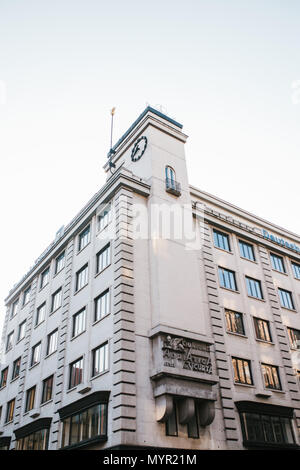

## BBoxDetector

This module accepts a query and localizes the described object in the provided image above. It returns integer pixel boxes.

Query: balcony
[165,178,181,197]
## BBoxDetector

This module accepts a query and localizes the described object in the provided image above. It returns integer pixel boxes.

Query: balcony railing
[165,178,181,197]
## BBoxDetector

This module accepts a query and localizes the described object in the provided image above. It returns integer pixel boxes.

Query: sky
[0,0,300,336]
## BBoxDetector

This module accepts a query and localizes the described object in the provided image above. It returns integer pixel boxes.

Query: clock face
[131,136,147,162]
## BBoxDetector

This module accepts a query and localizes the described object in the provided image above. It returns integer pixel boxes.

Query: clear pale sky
[1,0,300,335]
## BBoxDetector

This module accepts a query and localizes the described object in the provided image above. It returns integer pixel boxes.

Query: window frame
[94,289,110,323]
[31,342,42,367]
[278,288,295,310]
[245,276,264,300]
[91,342,109,378]
[75,264,89,292]
[261,363,282,391]
[55,251,65,274]
[11,357,21,381]
[0,367,8,388]
[41,375,54,404]
[46,329,58,357]
[218,267,238,291]
[78,225,90,252]
[270,253,286,274]
[253,317,272,343]
[69,357,84,389]
[213,229,231,252]
[225,309,245,336]
[238,239,256,262]
[40,266,50,289]
[96,244,111,275]
[51,287,62,312]
[72,308,86,338]
[232,357,254,386]
[25,386,36,413]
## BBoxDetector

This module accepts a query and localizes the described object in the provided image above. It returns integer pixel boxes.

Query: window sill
[70,330,86,342]
[256,339,274,346]
[67,385,79,394]
[240,256,257,264]
[39,283,49,293]
[92,313,110,326]
[0,385,6,391]
[280,306,297,313]
[220,286,239,294]
[74,284,88,296]
[265,387,285,394]
[34,320,45,329]
[214,246,233,255]
[234,382,254,388]
[271,269,288,276]
[247,295,265,302]
[50,306,62,316]
[90,369,109,382]
[77,241,91,256]
[94,263,111,279]
[10,376,19,384]
[45,351,57,360]
[29,362,40,370]
[40,399,53,408]
[16,338,25,345]
[226,331,247,339]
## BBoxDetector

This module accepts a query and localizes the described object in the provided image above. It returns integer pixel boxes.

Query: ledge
[148,324,214,345]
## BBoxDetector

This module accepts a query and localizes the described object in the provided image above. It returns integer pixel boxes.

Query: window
[72,308,86,338]
[270,253,286,273]
[5,399,15,423]
[12,357,21,380]
[92,343,109,377]
[40,267,50,288]
[78,226,90,251]
[17,320,26,342]
[165,165,176,183]
[232,357,253,385]
[0,367,8,388]
[239,410,295,447]
[36,302,46,326]
[278,288,295,310]
[94,289,110,322]
[61,403,107,448]
[10,299,19,319]
[55,252,65,274]
[31,342,41,366]
[75,264,89,292]
[287,328,300,349]
[46,329,58,356]
[239,240,255,261]
[69,357,83,389]
[41,375,54,404]
[23,286,31,306]
[218,267,237,291]
[292,262,300,280]
[261,364,281,390]
[51,287,62,312]
[213,229,231,252]
[96,244,111,274]
[16,429,49,450]
[254,318,272,342]
[225,310,245,335]
[246,276,263,299]
[25,386,36,412]
[6,331,14,351]
[98,205,112,231]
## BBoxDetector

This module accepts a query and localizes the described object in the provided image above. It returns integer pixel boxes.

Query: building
[0,106,300,450]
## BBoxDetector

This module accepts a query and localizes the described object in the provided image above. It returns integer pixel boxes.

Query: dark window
[246,277,263,299]
[72,308,86,337]
[261,364,281,390]
[23,286,31,305]
[40,267,50,288]
[75,264,88,292]
[78,226,90,251]
[254,318,272,342]
[278,288,295,310]
[96,244,111,274]
[12,357,21,381]
[31,342,41,366]
[94,289,110,322]
[213,229,230,251]
[51,288,62,312]
[287,328,300,349]
[232,357,253,385]
[6,331,13,351]
[46,329,58,356]
[240,412,295,446]
[187,403,199,439]
[5,399,15,423]
[0,367,8,388]
[41,375,54,404]
[239,240,255,261]
[92,343,109,377]
[270,253,286,273]
[98,205,112,231]
[36,302,46,326]
[61,403,107,448]
[225,310,245,335]
[69,357,83,389]
[25,386,36,412]
[55,252,65,274]
[16,429,49,450]
[292,262,300,280]
[218,267,237,291]
[17,320,26,342]
[10,299,19,318]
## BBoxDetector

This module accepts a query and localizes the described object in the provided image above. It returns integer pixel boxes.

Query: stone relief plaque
[162,334,212,375]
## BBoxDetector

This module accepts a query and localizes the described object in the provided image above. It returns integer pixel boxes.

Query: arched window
[165,166,176,184]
